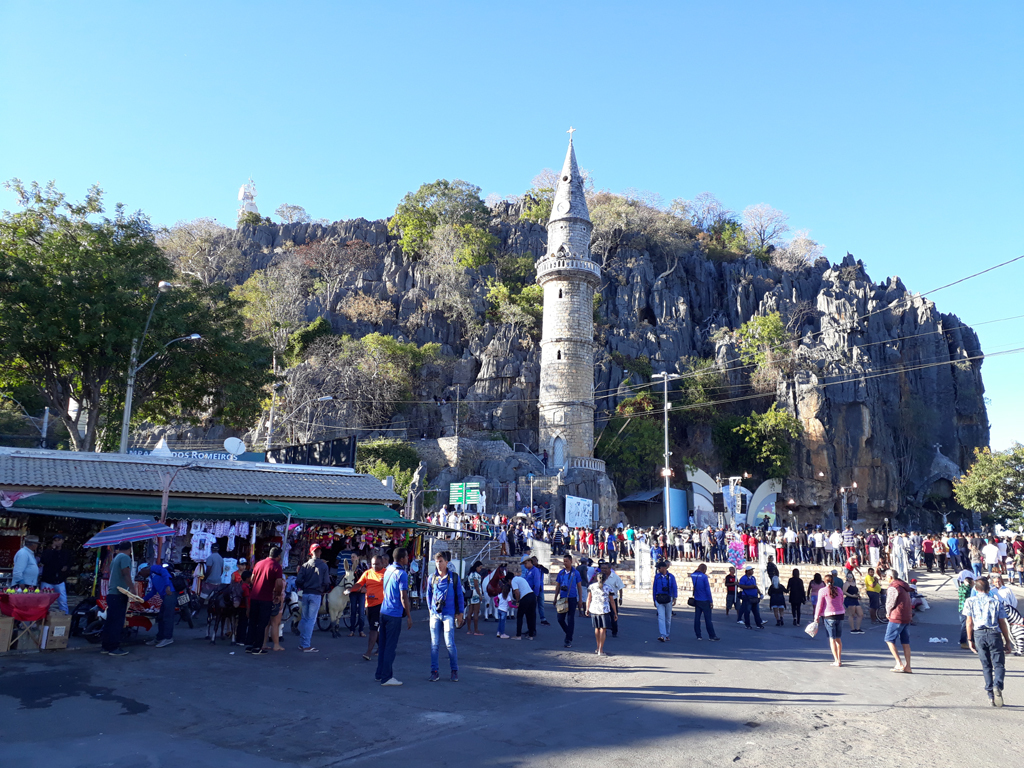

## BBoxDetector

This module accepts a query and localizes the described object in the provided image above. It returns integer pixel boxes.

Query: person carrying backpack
[653,560,677,642]
[426,551,464,682]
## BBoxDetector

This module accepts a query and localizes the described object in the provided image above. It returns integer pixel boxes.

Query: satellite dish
[223,437,246,456]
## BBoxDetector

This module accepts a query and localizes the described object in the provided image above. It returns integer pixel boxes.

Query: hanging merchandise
[227,523,237,552]
[221,557,239,584]
[175,520,188,536]
[191,531,215,562]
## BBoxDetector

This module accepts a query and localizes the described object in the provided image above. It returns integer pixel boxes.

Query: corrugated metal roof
[0,451,401,504]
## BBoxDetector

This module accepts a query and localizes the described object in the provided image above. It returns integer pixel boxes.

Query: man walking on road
[737,565,766,629]
[246,547,284,655]
[554,554,584,648]
[690,563,719,641]
[377,547,413,686]
[963,576,1014,706]
[102,541,135,656]
[349,555,386,661]
[296,544,329,653]
[883,569,913,673]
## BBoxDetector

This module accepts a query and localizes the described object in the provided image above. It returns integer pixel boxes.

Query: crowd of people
[8,517,1022,706]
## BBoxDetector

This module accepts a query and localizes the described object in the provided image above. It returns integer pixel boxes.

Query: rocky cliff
[221,206,988,528]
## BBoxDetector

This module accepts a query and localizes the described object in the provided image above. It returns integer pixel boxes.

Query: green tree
[238,211,272,227]
[0,180,274,452]
[595,392,664,496]
[736,312,790,368]
[732,404,803,479]
[387,179,490,258]
[676,357,725,424]
[232,258,309,366]
[953,445,1024,525]
[356,438,421,498]
[284,317,334,366]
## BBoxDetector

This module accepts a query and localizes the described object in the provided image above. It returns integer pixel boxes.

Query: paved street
[1,569,1020,768]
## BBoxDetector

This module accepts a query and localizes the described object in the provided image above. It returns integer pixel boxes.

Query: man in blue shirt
[522,555,544,630]
[376,548,413,686]
[963,576,1014,707]
[426,551,464,682]
[653,560,677,641]
[554,554,584,648]
[737,565,765,629]
[690,563,719,640]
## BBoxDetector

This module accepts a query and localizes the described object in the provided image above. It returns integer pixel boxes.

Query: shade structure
[82,519,177,548]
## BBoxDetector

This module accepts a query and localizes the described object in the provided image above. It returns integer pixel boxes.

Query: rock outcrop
[222,210,987,528]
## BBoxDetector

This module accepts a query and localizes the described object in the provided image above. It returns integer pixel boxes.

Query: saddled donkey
[326,564,357,638]
[206,583,242,644]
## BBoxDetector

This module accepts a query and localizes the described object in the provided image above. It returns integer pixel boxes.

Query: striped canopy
[82,519,177,548]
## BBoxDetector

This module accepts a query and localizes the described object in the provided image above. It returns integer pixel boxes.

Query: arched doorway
[552,436,566,470]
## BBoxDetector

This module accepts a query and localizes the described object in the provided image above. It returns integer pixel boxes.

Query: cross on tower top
[567,126,576,140]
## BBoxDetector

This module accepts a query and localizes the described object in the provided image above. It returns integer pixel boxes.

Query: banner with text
[564,495,594,528]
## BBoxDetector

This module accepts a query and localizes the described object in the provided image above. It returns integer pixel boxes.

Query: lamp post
[119,321,201,454]
[838,482,858,529]
[527,472,534,515]
[652,372,681,534]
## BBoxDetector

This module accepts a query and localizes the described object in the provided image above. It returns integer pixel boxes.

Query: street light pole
[528,472,534,514]
[653,372,680,534]
[119,333,201,453]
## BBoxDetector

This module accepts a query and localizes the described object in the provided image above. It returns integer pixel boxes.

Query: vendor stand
[0,589,59,650]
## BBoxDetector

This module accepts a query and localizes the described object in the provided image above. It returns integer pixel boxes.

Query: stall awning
[620,488,666,504]
[11,493,289,522]
[12,507,141,523]
[263,500,415,528]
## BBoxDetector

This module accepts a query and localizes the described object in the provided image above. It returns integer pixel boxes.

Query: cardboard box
[42,613,72,650]
[0,615,13,652]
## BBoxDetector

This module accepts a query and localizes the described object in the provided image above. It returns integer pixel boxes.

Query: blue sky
[1,1,1021,449]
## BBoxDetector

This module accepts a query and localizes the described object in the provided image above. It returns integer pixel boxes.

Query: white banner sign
[564,495,593,528]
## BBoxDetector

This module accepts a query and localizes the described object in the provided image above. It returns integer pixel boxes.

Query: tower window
[558,289,563,299]
[557,350,562,360]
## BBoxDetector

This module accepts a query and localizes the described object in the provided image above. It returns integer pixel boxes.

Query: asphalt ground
[0,568,1021,768]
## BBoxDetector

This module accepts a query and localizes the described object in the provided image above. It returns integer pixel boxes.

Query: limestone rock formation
[222,209,987,528]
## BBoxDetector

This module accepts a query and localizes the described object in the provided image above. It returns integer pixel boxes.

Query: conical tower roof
[548,133,590,224]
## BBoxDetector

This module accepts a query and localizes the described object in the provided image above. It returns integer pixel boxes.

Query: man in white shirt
[600,560,625,637]
[784,527,798,565]
[991,575,1018,610]
[12,534,40,587]
[983,539,1002,575]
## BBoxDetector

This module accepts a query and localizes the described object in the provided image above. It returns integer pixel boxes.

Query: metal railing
[512,443,550,475]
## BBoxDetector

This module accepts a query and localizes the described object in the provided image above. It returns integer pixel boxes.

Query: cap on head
[52,533,65,541]
[115,540,132,551]
[24,535,39,545]
[744,565,754,572]
[309,543,321,555]
[520,554,532,564]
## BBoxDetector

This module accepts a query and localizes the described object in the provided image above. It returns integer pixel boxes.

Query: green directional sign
[449,482,481,506]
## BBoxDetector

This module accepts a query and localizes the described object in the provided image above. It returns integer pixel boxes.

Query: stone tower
[537,134,602,471]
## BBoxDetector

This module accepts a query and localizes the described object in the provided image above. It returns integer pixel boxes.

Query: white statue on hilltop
[237,177,259,220]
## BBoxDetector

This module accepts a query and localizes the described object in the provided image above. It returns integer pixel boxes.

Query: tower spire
[548,130,590,225]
